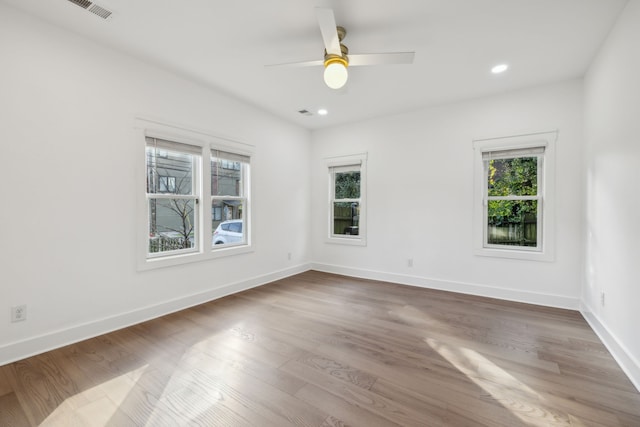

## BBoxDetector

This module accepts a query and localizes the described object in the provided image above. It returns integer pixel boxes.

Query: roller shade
[145,136,202,156]
[482,146,545,161]
[329,163,361,174]
[211,149,250,164]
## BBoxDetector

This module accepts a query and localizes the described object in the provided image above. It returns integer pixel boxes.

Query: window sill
[474,246,554,262]
[138,244,253,271]
[325,236,367,247]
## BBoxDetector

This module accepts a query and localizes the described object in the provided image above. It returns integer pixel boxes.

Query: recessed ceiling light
[491,64,509,74]
[318,108,328,116]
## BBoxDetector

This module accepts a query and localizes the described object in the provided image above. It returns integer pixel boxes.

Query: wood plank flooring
[1,271,639,426]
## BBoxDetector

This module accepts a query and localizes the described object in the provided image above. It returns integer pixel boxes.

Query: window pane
[487,200,537,247]
[146,147,194,195]
[148,198,196,253]
[333,202,359,235]
[158,176,176,193]
[211,157,243,197]
[212,199,244,246]
[335,171,360,199]
[487,157,537,197]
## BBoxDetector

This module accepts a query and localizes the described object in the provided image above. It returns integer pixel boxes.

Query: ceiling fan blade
[348,52,415,66]
[316,7,341,56]
[265,59,324,68]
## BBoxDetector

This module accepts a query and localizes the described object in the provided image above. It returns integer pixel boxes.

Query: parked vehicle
[213,219,243,245]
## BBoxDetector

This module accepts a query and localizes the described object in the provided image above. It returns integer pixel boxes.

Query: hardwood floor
[1,271,639,426]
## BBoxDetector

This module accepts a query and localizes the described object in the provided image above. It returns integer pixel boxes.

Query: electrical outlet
[11,305,27,322]
[600,292,605,307]
[287,252,292,261]
[408,258,413,267]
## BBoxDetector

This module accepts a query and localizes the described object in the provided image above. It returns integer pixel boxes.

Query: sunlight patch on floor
[388,304,446,328]
[38,328,239,426]
[40,364,150,426]
[426,338,571,427]
[151,325,246,422]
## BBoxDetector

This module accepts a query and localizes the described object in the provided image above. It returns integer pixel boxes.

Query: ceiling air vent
[298,109,313,116]
[88,4,112,19]
[68,0,92,9]
[66,0,113,20]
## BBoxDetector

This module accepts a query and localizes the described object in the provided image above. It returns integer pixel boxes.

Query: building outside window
[211,150,249,246]
[146,138,200,256]
[142,129,252,269]
[158,176,176,193]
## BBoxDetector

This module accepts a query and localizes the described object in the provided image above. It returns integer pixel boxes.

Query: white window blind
[145,136,202,155]
[211,149,250,164]
[481,146,545,160]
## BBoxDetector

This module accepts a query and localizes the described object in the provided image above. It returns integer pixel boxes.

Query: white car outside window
[213,219,243,245]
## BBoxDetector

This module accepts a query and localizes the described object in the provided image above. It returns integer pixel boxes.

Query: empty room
[1,0,640,425]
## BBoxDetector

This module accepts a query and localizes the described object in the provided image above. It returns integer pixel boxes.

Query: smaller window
[158,176,176,193]
[484,148,542,250]
[212,206,222,221]
[326,153,367,246]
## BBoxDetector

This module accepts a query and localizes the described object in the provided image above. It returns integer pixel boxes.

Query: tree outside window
[326,153,367,245]
[486,156,539,247]
[333,170,361,236]
[146,142,199,254]
[473,132,556,261]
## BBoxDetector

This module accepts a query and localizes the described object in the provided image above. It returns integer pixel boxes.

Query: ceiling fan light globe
[324,62,348,89]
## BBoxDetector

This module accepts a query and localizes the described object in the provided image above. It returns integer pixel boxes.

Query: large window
[473,132,556,261]
[326,153,367,245]
[141,126,252,269]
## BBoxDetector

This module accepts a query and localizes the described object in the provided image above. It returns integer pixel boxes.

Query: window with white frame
[146,138,201,257]
[473,132,556,261]
[143,131,252,267]
[211,149,249,247]
[326,153,367,245]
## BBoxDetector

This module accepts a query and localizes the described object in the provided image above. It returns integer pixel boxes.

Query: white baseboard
[0,263,311,366]
[311,263,580,309]
[580,303,640,393]
[16,260,639,398]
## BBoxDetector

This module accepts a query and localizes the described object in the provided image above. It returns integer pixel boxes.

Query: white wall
[582,0,640,390]
[0,4,311,364]
[311,80,584,309]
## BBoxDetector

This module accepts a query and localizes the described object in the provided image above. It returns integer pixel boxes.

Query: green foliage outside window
[333,171,361,236]
[335,172,360,199]
[487,157,537,226]
[487,157,538,247]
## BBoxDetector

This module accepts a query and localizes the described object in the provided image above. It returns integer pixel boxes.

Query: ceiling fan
[268,7,415,90]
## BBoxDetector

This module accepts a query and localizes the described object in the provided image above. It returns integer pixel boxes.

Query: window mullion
[201,147,212,252]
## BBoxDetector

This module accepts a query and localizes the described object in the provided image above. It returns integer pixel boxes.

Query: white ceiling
[2,0,629,129]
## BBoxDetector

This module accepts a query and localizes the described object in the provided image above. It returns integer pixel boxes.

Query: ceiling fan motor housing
[324,42,349,67]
